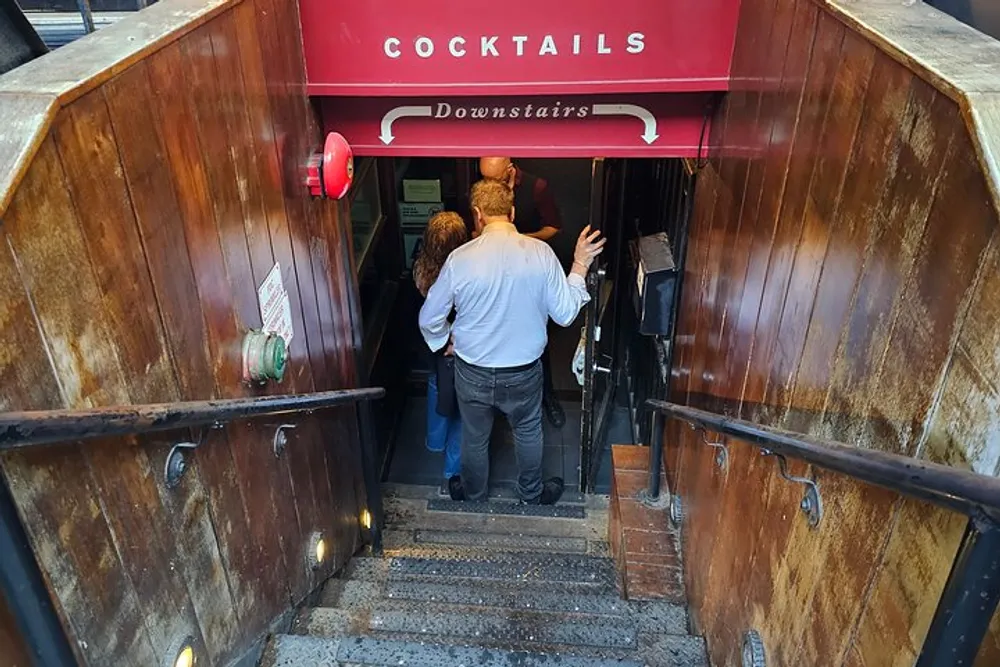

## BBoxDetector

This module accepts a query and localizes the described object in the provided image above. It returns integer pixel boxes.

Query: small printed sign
[258,262,294,346]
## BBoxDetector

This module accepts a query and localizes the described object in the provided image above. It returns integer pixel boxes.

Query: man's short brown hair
[471,178,514,219]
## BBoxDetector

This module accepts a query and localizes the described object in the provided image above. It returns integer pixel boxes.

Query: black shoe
[543,397,566,428]
[524,477,565,506]
[448,475,465,501]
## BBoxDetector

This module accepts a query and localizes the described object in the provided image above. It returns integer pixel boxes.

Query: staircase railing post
[915,514,1000,667]
[647,410,665,500]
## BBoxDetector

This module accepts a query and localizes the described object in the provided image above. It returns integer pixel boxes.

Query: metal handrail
[0,387,385,450]
[644,399,1000,667]
[645,400,1000,518]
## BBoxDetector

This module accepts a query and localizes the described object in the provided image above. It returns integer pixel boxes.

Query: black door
[579,158,627,492]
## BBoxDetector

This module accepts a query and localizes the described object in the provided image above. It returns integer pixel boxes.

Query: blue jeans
[426,372,462,480]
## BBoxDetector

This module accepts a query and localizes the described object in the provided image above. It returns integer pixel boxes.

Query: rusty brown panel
[103,62,247,661]
[822,85,962,453]
[241,0,359,580]
[0,237,62,412]
[742,7,839,426]
[670,174,720,631]
[823,81,955,411]
[102,63,215,401]
[230,0,317,396]
[685,179,729,411]
[923,346,1000,475]
[81,437,210,660]
[183,25,262,333]
[193,17,318,607]
[696,438,777,663]
[316,196,359,382]
[785,45,901,435]
[851,500,967,665]
[696,4,819,657]
[0,590,32,667]
[50,91,176,405]
[924,236,1000,475]
[666,171,719,485]
[312,202,365,554]
[3,138,129,408]
[146,38,284,636]
[230,0,349,589]
[669,162,716,404]
[248,0,365,581]
[147,38,241,387]
[774,477,897,663]
[209,13,276,291]
[760,16,864,423]
[672,166,721,504]
[2,144,177,667]
[38,90,225,663]
[716,0,802,419]
[137,432,243,665]
[733,0,817,417]
[3,448,158,666]
[728,0,780,84]
[859,131,996,456]
[252,0,335,392]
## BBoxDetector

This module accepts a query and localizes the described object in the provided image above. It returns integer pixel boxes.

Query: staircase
[261,484,707,666]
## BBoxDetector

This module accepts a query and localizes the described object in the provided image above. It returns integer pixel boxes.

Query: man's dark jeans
[454,356,544,502]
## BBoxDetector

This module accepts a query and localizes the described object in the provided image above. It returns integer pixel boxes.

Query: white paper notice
[258,262,294,346]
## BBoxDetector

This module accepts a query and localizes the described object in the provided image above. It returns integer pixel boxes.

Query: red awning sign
[299,0,740,97]
[321,94,714,158]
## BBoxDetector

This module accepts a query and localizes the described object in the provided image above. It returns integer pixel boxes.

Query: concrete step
[265,634,650,666]
[301,605,642,651]
[426,498,587,518]
[320,579,687,635]
[295,610,707,665]
[383,495,608,542]
[341,551,617,589]
[381,528,609,557]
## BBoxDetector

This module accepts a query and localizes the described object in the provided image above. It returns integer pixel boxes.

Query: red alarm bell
[305,132,353,199]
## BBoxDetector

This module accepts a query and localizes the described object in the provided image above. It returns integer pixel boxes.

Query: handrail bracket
[762,449,822,529]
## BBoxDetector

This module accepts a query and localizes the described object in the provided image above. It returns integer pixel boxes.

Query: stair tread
[321,580,687,634]
[427,498,587,518]
[268,634,651,666]
[343,551,617,588]
[383,528,597,555]
[267,488,704,667]
[304,605,641,650]
[384,496,607,541]
[297,612,707,665]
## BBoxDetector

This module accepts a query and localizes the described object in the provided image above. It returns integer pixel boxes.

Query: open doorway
[355,155,694,497]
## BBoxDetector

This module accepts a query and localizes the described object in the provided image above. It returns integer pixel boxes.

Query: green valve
[242,330,288,384]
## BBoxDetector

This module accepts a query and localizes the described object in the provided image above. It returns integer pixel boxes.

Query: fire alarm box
[630,232,677,336]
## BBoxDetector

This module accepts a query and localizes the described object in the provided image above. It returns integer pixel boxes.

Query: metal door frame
[579,158,628,492]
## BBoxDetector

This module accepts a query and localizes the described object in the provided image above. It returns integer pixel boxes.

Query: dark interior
[353,156,693,495]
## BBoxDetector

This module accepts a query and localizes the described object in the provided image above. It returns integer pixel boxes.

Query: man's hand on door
[571,225,606,278]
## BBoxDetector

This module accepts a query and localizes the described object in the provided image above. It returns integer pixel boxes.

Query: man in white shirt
[419,179,605,504]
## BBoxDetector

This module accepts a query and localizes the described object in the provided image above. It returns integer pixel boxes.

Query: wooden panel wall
[0,0,367,665]
[667,0,1000,664]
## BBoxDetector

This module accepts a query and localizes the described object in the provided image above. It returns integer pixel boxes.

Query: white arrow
[591,103,659,144]
[379,105,433,145]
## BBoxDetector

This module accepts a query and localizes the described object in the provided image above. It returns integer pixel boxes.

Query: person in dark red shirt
[480,157,566,428]
[479,157,562,241]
